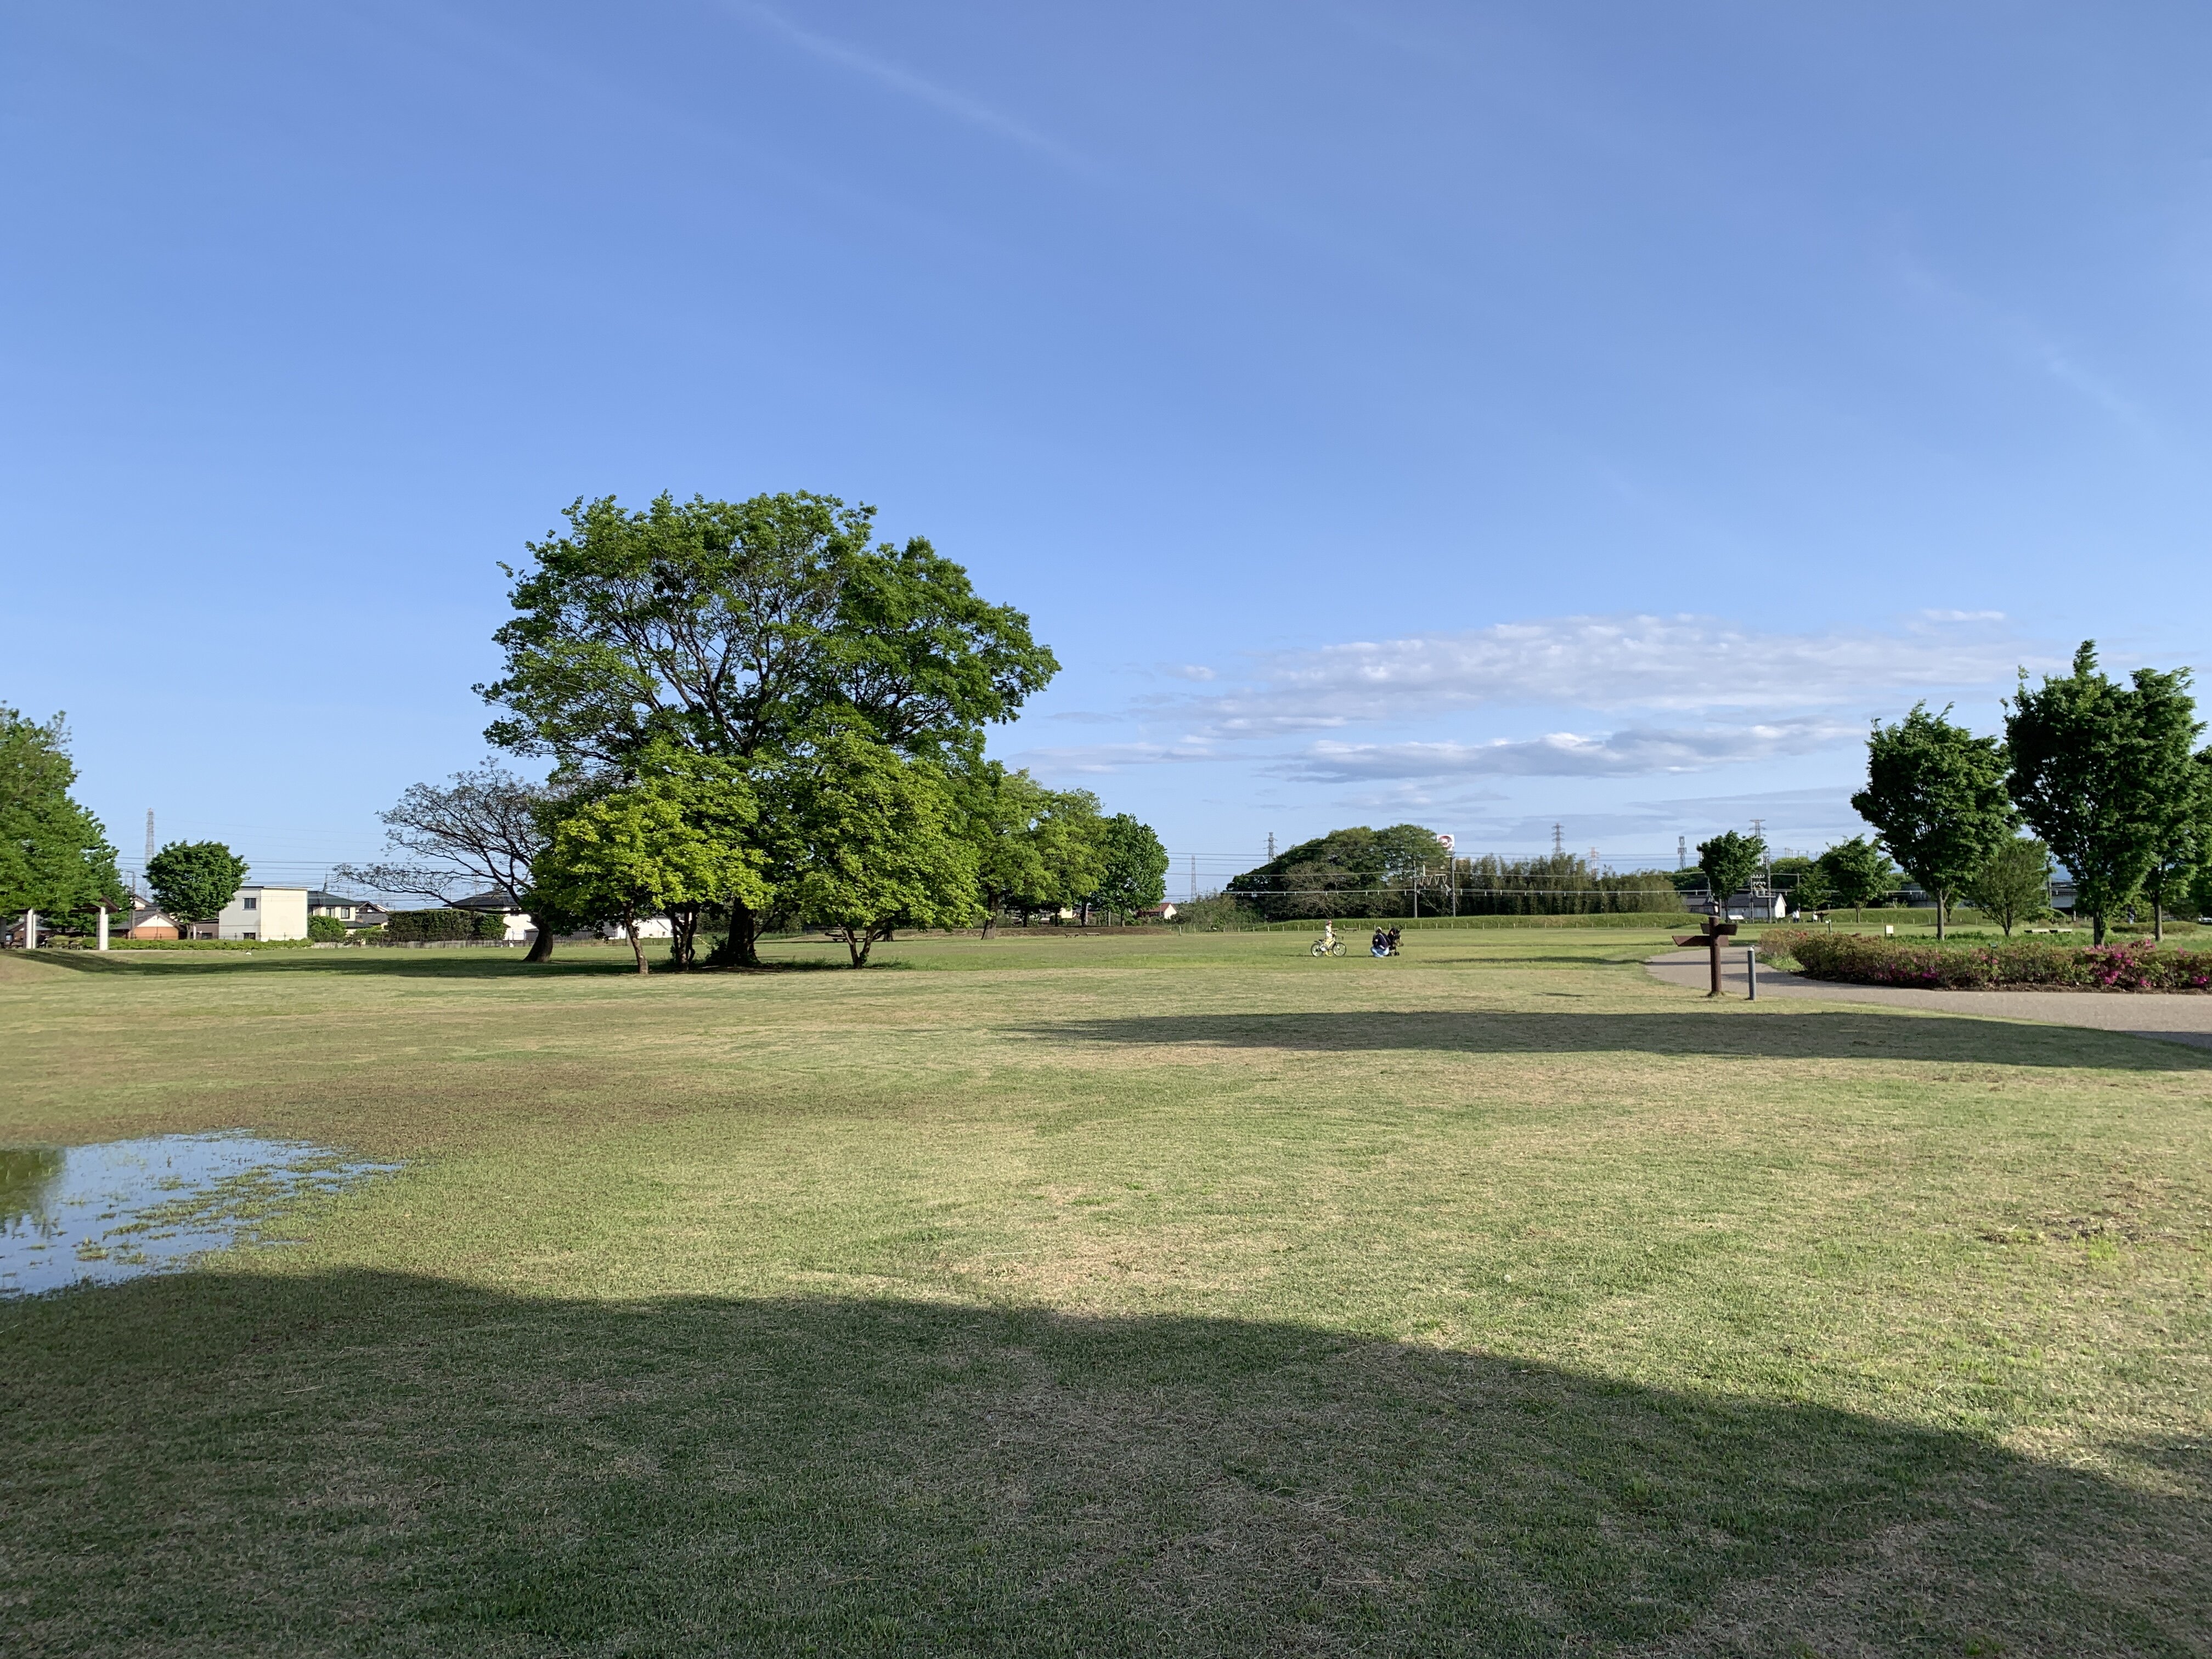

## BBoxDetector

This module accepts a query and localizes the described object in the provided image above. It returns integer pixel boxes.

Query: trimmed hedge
[77,937,313,951]
[1759,928,2212,991]
[381,909,509,944]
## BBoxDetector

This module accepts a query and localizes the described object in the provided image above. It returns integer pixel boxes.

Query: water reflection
[0,1134,398,1297]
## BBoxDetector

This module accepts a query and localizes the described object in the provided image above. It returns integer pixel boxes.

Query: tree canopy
[478,492,1058,771]
[532,758,768,974]
[2005,643,2194,943]
[1850,703,2013,939]
[146,841,248,929]
[766,725,981,967]
[1227,825,1446,921]
[0,708,124,931]
[1088,814,1170,921]
[1815,837,1898,921]
[1695,831,1766,911]
[1962,837,2052,937]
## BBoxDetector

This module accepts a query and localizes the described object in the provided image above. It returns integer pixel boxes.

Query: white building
[217,885,310,941]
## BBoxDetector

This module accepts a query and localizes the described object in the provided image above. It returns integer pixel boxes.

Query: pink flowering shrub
[1756,930,2212,992]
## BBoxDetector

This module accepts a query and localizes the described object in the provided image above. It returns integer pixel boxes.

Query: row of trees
[1850,642,2209,943]
[342,492,1166,970]
[1224,827,1680,919]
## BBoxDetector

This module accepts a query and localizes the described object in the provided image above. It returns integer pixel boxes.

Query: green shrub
[306,915,349,943]
[1758,929,2212,991]
[381,909,507,944]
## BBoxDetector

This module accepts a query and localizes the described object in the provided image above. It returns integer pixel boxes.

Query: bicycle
[1310,933,1346,956]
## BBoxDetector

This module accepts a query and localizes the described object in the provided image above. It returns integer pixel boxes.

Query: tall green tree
[2005,643,2197,944]
[1961,837,2052,937]
[1815,837,1897,922]
[0,708,125,935]
[1088,814,1169,922]
[532,761,768,974]
[2136,709,2210,943]
[477,492,1056,965]
[146,841,248,934]
[766,725,981,967]
[1696,831,1766,914]
[1850,704,2013,940]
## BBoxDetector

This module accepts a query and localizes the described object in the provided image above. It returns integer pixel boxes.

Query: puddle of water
[0,1134,399,1298]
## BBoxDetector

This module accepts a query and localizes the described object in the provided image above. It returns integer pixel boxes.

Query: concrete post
[1745,945,1757,1001]
[97,905,110,951]
[1707,929,1723,997]
[22,908,37,949]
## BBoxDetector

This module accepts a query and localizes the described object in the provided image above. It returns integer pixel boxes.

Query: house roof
[451,890,521,911]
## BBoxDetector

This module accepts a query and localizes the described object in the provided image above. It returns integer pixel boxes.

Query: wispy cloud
[1003,741,1221,776]
[723,3,1096,175]
[1168,612,2043,738]
[1284,716,1859,781]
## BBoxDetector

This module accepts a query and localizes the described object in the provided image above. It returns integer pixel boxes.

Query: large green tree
[0,708,125,936]
[532,760,768,974]
[1088,813,1170,923]
[1850,704,2013,940]
[766,725,981,967]
[1228,825,1443,921]
[2005,644,2198,944]
[146,841,248,934]
[478,492,1054,965]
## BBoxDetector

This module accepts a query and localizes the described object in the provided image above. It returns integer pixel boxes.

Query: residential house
[127,907,181,940]
[216,885,310,942]
[308,891,388,932]
[450,890,543,944]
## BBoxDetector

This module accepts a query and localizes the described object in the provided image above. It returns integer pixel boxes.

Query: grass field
[3,931,2208,1657]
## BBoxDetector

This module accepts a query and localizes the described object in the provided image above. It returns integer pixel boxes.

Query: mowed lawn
[3,931,2208,1658]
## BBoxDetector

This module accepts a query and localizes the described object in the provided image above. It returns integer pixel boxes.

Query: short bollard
[1745,946,1757,1001]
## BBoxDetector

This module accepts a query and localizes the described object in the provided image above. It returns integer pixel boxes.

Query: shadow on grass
[1020,1010,2212,1070]
[13,951,884,981]
[3,1271,2202,1657]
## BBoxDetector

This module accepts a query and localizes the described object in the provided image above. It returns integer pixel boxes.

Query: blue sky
[6,2,2209,891]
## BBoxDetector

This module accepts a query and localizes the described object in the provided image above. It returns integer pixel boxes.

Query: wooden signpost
[1673,912,1741,998]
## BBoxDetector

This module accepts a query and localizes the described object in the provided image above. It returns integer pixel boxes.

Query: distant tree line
[341,492,1168,971]
[1224,827,1680,920]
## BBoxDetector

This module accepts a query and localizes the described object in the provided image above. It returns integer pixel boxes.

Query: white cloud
[1003,741,1220,775]
[1170,612,2042,737]
[1285,716,1859,781]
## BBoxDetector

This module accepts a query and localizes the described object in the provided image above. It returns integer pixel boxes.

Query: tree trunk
[2092,909,2105,946]
[524,915,556,962]
[2154,896,2165,943]
[626,915,649,975]
[1934,890,1946,941]
[670,904,697,969]
[981,908,998,939]
[707,898,762,967]
[844,927,870,968]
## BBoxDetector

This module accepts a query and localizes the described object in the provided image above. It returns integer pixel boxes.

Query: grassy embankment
[2,932,2207,1656]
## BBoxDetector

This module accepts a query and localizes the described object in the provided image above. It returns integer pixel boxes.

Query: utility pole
[1189,854,1197,903]
[1677,834,1686,870]
[1267,832,1275,861]
[144,810,155,895]
[1552,822,1564,857]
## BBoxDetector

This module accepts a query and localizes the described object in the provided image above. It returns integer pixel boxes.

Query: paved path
[1643,947,2212,1051]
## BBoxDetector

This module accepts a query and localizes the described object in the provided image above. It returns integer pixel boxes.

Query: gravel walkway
[1643,947,2212,1051]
